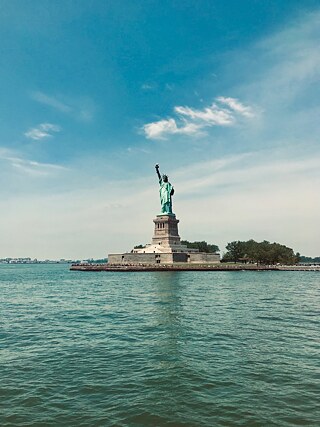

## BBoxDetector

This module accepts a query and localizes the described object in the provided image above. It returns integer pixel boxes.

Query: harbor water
[0,264,319,426]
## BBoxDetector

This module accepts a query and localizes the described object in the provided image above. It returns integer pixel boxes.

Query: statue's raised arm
[155,164,161,181]
[155,164,174,215]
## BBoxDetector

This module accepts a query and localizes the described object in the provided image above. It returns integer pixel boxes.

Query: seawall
[70,263,320,272]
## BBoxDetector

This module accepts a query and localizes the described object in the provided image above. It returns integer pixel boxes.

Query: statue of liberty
[155,164,174,214]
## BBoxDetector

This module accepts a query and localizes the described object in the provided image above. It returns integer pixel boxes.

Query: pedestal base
[152,214,181,248]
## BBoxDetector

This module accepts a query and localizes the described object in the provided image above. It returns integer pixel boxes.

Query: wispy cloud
[1,147,318,258]
[174,104,234,125]
[0,147,66,176]
[216,97,255,118]
[24,123,61,140]
[143,97,256,139]
[205,10,320,158]
[175,151,319,196]
[30,91,95,122]
[141,82,175,92]
[165,83,174,91]
[31,92,72,113]
[9,158,65,176]
[141,83,156,90]
[172,149,320,255]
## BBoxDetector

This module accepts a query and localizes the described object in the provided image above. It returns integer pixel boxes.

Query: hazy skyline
[1,0,319,258]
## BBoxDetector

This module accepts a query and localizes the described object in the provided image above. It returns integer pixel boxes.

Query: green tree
[223,241,246,262]
[223,239,298,265]
[181,240,219,253]
[299,255,320,263]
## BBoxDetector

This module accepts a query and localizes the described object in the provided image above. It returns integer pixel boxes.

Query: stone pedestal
[152,214,181,248]
[107,212,220,265]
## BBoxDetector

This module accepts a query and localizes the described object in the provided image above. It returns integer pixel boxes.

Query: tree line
[222,240,299,265]
[134,238,304,265]
[181,240,219,253]
[299,255,320,264]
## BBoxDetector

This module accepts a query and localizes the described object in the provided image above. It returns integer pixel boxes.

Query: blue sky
[1,0,320,258]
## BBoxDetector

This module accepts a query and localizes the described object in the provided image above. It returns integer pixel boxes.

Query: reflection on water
[0,265,319,426]
[152,272,183,348]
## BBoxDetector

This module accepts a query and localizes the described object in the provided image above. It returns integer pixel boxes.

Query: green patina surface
[159,178,174,214]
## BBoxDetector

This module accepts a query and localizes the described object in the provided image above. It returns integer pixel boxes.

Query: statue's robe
[159,179,173,213]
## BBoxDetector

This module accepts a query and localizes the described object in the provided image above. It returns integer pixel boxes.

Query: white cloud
[143,97,255,140]
[143,118,177,139]
[24,123,61,140]
[175,103,234,125]
[216,97,255,118]
[143,118,202,139]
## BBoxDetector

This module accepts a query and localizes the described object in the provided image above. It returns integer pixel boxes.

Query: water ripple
[0,265,319,426]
